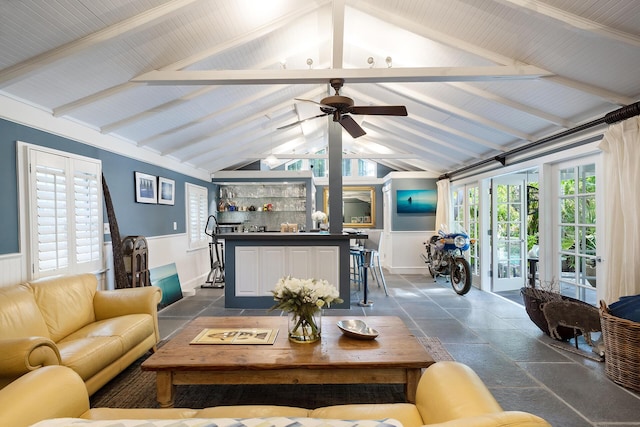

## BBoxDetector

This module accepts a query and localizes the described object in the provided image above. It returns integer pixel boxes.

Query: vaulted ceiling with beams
[1,0,639,177]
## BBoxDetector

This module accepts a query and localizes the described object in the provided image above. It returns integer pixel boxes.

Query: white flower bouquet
[271,276,342,342]
[311,210,327,223]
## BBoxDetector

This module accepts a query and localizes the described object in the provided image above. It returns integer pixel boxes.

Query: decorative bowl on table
[336,319,379,340]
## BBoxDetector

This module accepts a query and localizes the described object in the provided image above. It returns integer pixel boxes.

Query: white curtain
[435,179,451,232]
[599,117,640,303]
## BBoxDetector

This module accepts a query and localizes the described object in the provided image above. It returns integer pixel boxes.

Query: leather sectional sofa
[0,273,162,395]
[0,361,550,427]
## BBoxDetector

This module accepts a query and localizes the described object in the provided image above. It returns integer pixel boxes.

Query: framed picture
[158,177,175,205]
[397,189,437,214]
[135,172,157,204]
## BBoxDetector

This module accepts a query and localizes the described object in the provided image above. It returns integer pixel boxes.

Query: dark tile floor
[157,272,640,427]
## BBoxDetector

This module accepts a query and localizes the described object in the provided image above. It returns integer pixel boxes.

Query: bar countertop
[220,232,366,241]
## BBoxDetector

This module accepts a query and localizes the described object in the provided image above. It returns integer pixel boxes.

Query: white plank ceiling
[1,0,638,176]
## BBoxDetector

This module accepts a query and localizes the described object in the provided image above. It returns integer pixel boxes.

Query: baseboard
[386,266,429,275]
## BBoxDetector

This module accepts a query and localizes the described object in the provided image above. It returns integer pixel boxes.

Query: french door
[491,175,526,292]
[552,159,600,304]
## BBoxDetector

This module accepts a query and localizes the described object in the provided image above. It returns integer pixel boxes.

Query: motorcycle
[422,226,474,295]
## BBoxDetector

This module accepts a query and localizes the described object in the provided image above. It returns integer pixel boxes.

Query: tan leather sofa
[0,273,162,395]
[0,362,550,427]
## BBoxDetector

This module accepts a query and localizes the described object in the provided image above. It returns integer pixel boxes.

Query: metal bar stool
[350,246,364,290]
[363,230,389,296]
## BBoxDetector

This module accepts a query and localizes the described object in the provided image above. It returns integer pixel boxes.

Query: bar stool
[363,230,389,296]
[350,246,364,290]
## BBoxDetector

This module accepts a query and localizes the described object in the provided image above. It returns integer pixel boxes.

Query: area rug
[90,337,454,409]
[417,337,454,362]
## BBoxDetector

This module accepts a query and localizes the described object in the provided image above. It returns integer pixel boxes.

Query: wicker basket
[600,300,640,392]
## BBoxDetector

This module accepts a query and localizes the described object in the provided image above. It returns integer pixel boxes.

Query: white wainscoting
[1,234,209,293]
[0,252,27,288]
[103,234,209,294]
[146,234,209,295]
[383,231,434,275]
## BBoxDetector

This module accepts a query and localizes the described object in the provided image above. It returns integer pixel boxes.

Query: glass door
[554,160,599,304]
[491,175,526,292]
[452,184,481,286]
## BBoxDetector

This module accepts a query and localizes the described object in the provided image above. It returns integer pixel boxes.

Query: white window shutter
[27,147,102,278]
[186,183,208,249]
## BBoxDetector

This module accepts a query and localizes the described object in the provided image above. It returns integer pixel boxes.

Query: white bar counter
[222,232,353,308]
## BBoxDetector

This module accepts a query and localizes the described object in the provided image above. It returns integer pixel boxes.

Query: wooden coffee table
[142,315,434,407]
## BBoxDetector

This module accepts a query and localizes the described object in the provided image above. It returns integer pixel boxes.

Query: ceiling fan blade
[339,115,366,138]
[350,105,408,116]
[276,113,328,130]
[294,98,337,111]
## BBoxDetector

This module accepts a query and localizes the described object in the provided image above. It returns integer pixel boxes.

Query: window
[24,144,102,278]
[284,153,376,178]
[186,183,209,249]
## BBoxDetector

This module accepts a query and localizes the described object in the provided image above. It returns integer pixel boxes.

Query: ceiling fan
[277,78,407,138]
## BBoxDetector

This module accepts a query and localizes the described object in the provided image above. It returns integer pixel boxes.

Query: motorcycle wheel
[450,257,472,295]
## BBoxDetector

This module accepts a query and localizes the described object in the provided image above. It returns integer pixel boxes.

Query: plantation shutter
[28,147,102,278]
[34,152,69,273]
[186,183,208,249]
[74,160,101,265]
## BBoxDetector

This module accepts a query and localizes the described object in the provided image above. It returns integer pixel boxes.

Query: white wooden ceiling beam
[356,85,533,142]
[362,120,470,164]
[493,0,640,48]
[352,1,632,106]
[100,86,218,134]
[52,2,328,117]
[0,0,204,88]
[164,87,328,159]
[194,126,308,171]
[349,85,504,150]
[139,84,291,147]
[404,112,505,152]
[374,116,493,158]
[332,0,345,69]
[545,76,635,107]
[448,82,575,128]
[132,65,551,85]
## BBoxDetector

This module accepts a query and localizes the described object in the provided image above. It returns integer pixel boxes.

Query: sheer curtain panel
[599,117,640,303]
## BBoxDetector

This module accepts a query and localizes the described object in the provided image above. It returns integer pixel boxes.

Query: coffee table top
[142,316,433,371]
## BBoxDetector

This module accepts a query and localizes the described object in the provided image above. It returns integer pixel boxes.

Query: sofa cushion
[31,417,405,427]
[61,314,155,354]
[28,274,98,342]
[311,404,423,427]
[196,406,310,418]
[0,284,50,339]
[57,336,124,381]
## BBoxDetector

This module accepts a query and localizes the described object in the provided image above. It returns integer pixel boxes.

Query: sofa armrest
[94,286,162,319]
[424,411,551,426]
[94,286,162,342]
[415,362,504,424]
[0,337,61,376]
[0,365,90,427]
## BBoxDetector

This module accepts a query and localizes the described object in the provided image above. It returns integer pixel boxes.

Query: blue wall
[391,178,437,231]
[0,118,215,255]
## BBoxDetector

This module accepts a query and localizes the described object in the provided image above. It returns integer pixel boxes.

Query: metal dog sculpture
[542,299,601,346]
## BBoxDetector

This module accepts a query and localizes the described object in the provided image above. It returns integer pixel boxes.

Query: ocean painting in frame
[397,189,437,214]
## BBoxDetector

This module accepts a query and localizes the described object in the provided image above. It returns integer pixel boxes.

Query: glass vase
[288,309,321,343]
